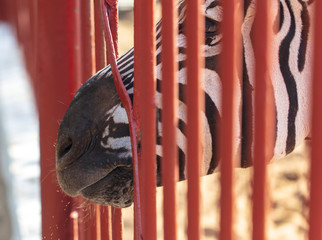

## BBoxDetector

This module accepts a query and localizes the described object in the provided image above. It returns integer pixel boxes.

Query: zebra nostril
[57,137,73,159]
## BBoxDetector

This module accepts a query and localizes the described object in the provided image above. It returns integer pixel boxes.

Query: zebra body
[56,0,315,207]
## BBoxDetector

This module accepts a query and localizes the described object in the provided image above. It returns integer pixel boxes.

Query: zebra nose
[56,132,76,170]
[57,134,73,159]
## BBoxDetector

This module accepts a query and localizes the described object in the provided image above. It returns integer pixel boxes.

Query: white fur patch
[102,136,132,150]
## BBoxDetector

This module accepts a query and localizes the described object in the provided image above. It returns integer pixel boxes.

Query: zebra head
[56,69,134,208]
[56,0,222,208]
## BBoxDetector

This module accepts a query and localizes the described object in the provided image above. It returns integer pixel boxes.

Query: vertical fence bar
[77,1,99,239]
[133,1,143,239]
[252,0,274,239]
[74,0,82,95]
[0,0,7,21]
[308,3,322,239]
[101,1,124,239]
[134,0,157,238]
[104,0,119,58]
[17,0,31,76]
[93,1,112,239]
[220,0,242,239]
[81,0,96,81]
[161,0,178,239]
[112,208,123,240]
[29,0,37,91]
[101,207,112,240]
[94,0,107,71]
[71,211,79,240]
[72,2,86,237]
[185,0,204,239]
[96,205,102,240]
[37,1,74,239]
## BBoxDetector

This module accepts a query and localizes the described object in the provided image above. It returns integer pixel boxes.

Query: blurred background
[0,2,135,239]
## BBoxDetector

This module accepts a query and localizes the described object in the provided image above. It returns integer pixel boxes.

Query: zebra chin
[79,167,134,208]
[57,162,134,208]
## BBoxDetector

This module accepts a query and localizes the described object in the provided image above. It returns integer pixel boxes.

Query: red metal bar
[220,0,242,239]
[161,0,178,239]
[105,0,119,58]
[94,0,107,70]
[29,0,37,90]
[101,206,112,240]
[185,0,204,239]
[252,1,274,239]
[96,205,102,240]
[72,7,84,239]
[7,0,18,33]
[16,0,32,76]
[74,0,82,95]
[15,0,22,43]
[70,211,79,240]
[102,12,126,239]
[101,2,147,240]
[37,1,75,239]
[138,0,157,236]
[81,0,96,80]
[308,3,322,239]
[133,1,144,239]
[93,2,113,239]
[112,208,123,240]
[132,0,157,237]
[74,1,99,239]
[0,0,8,21]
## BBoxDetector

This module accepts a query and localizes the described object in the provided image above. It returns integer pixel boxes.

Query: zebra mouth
[80,166,134,208]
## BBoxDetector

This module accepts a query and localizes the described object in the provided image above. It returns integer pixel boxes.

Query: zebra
[56,0,315,208]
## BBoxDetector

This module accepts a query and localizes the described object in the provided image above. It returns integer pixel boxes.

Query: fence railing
[0,0,322,239]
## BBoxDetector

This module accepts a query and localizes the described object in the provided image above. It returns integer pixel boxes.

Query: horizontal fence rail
[0,0,321,239]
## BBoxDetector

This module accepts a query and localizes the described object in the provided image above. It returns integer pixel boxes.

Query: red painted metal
[161,0,178,239]
[104,0,119,58]
[70,211,79,240]
[81,0,96,81]
[102,1,150,239]
[101,1,144,239]
[135,0,157,237]
[252,0,275,239]
[133,1,144,239]
[6,0,17,33]
[308,3,322,239]
[93,2,112,239]
[16,0,32,75]
[27,0,37,91]
[220,1,242,239]
[185,0,204,239]
[112,208,123,240]
[0,0,7,21]
[74,0,82,95]
[36,1,75,239]
[94,0,107,70]
[73,0,100,238]
[101,207,112,240]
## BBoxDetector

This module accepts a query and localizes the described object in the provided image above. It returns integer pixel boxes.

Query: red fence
[0,0,322,239]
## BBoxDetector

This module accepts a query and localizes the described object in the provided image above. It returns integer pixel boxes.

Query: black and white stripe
[99,0,315,183]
